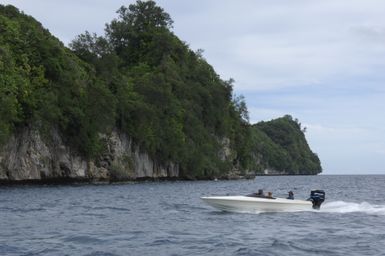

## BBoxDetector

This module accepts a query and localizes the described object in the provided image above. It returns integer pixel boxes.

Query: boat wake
[229,201,385,215]
[320,201,385,215]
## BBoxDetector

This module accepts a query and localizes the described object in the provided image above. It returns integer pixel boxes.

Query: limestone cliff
[0,127,179,182]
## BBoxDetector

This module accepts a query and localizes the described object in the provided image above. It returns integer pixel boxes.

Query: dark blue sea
[1,175,385,256]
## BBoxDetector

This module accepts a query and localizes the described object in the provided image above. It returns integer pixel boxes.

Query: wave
[320,201,385,215]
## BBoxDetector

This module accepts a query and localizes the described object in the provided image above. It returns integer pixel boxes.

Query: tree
[107,0,173,33]
[0,47,20,143]
[105,0,174,66]
[233,94,249,123]
[69,31,112,63]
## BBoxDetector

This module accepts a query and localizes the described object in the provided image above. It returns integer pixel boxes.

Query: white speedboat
[201,190,325,213]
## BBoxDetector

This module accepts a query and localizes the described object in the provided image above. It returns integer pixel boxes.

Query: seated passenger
[287,191,294,200]
[256,189,264,197]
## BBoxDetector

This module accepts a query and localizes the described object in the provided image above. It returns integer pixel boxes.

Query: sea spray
[320,201,385,215]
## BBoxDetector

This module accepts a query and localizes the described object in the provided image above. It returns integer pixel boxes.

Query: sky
[3,0,385,174]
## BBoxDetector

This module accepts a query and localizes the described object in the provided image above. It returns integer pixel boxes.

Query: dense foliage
[0,5,115,157]
[69,1,253,177]
[251,115,322,174]
[0,1,321,177]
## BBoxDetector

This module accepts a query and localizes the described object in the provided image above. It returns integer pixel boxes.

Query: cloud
[159,0,385,93]
[304,124,368,139]
[351,25,385,43]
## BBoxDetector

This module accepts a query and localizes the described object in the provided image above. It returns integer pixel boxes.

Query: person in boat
[256,189,264,197]
[247,189,265,198]
[267,192,273,198]
[287,191,294,200]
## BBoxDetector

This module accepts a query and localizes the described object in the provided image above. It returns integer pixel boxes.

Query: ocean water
[1,175,385,256]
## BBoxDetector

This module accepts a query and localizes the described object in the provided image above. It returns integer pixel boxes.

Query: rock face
[103,131,179,180]
[0,127,179,182]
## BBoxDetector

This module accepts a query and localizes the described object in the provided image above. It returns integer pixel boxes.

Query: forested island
[0,1,321,183]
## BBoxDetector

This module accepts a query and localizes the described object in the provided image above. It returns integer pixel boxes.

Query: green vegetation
[0,1,322,177]
[251,115,322,174]
[0,4,115,157]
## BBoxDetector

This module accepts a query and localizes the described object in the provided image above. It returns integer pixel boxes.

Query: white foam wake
[320,201,385,215]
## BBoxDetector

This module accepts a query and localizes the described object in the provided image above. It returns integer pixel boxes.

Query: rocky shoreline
[0,125,317,186]
[0,127,179,184]
[0,126,257,185]
[0,174,258,186]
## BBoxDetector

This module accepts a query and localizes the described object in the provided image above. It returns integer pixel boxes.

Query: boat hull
[201,196,313,213]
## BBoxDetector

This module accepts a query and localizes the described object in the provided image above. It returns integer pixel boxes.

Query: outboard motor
[308,190,325,210]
